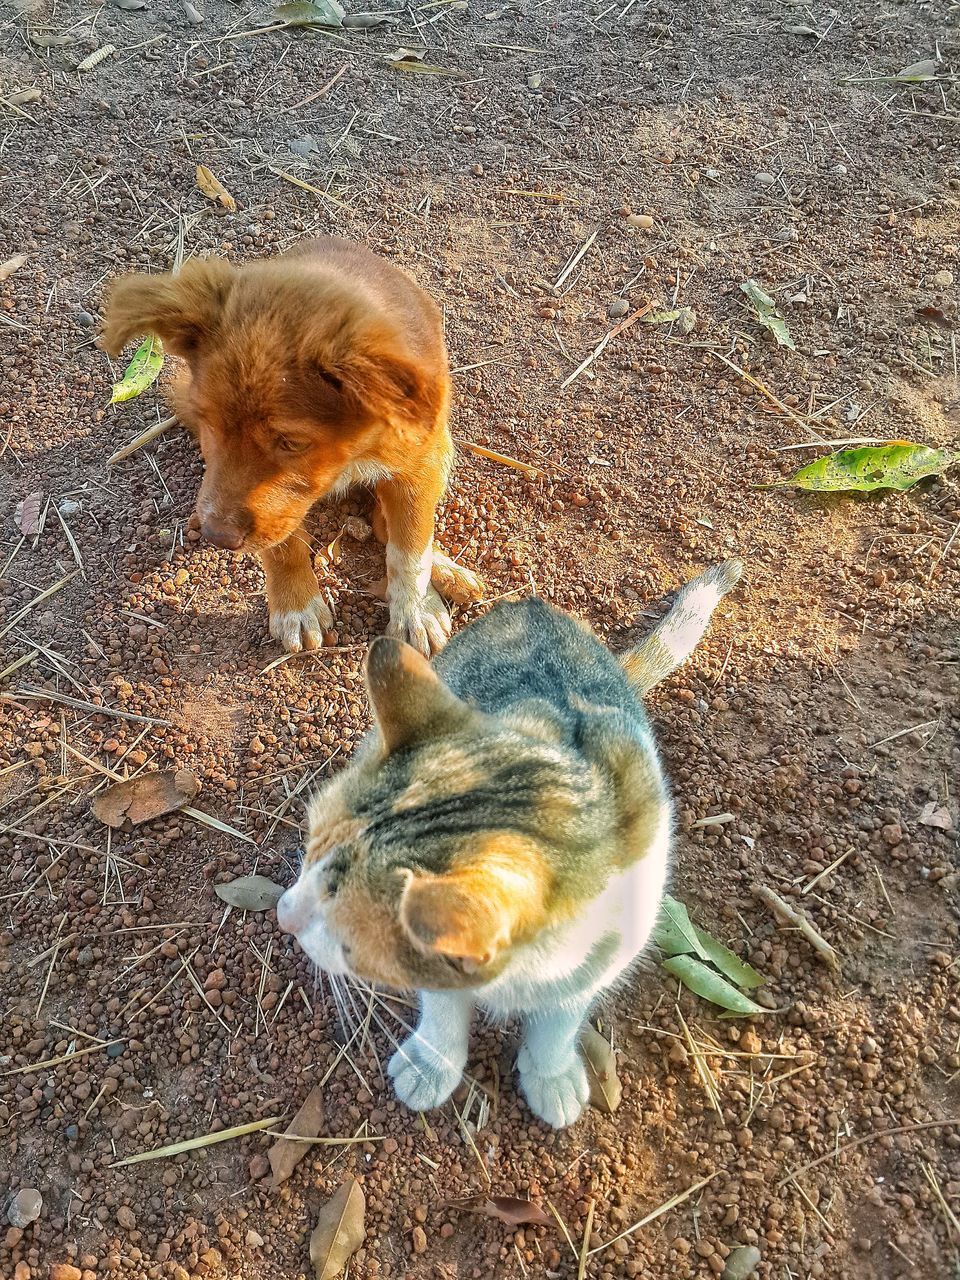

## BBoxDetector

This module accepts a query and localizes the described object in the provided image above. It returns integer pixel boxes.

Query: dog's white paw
[269,594,334,653]
[388,1034,463,1113]
[387,585,451,657]
[517,1046,590,1129]
[431,553,485,605]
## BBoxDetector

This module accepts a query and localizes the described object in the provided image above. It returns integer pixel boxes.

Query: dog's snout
[200,513,249,551]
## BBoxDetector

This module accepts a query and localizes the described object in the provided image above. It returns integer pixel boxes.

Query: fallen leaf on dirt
[919,801,953,831]
[274,0,344,25]
[6,89,42,106]
[652,895,705,958]
[214,874,285,911]
[894,57,938,82]
[642,309,683,325]
[917,305,952,329]
[310,1176,365,1280]
[343,10,398,27]
[768,442,960,493]
[448,1195,552,1226]
[91,768,199,828]
[579,1024,622,1113]
[16,490,44,536]
[111,335,164,404]
[28,30,75,47]
[661,954,765,1016]
[385,47,462,76]
[782,22,819,36]
[113,0,147,9]
[740,279,795,349]
[692,926,764,990]
[0,253,27,281]
[268,1085,326,1186]
[196,164,237,212]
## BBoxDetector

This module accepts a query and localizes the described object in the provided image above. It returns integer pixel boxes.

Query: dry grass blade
[459,440,544,475]
[0,569,80,642]
[778,1119,960,1190]
[181,805,256,844]
[2,1040,124,1076]
[560,301,654,390]
[677,1007,720,1112]
[753,883,839,969]
[577,1198,595,1280]
[4,686,172,727]
[109,1116,282,1166]
[710,350,826,442]
[922,1161,960,1239]
[107,416,177,465]
[587,1172,716,1256]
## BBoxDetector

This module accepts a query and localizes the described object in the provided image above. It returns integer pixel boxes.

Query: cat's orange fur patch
[304,778,365,864]
[399,832,553,969]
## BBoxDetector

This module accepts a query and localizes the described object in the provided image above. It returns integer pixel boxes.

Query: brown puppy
[101,237,482,655]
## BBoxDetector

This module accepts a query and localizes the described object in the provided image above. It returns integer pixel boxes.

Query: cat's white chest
[475,809,671,1018]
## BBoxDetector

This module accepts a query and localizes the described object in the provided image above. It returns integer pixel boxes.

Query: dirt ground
[2,0,960,1277]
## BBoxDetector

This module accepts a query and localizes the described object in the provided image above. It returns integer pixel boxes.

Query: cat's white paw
[387,585,452,657]
[517,1046,590,1129]
[388,1034,463,1113]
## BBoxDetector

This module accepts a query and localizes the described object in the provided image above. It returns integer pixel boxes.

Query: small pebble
[183,0,204,21]
[931,269,955,288]
[76,311,96,329]
[7,1188,42,1228]
[608,298,630,318]
[626,213,654,230]
[344,515,372,542]
[59,499,81,516]
[756,172,776,186]
[722,1244,762,1279]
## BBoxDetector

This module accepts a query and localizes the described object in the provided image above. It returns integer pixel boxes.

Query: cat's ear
[397,841,548,971]
[365,636,475,753]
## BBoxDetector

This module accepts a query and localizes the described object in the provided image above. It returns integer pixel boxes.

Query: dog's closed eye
[273,433,310,456]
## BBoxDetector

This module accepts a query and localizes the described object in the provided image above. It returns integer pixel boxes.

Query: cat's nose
[276,888,301,936]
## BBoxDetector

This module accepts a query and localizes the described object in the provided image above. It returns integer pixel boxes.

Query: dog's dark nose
[200,515,247,551]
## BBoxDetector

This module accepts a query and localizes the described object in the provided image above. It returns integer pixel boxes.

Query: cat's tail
[620,559,743,695]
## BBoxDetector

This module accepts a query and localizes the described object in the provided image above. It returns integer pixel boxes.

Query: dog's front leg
[261,526,333,653]
[377,475,451,656]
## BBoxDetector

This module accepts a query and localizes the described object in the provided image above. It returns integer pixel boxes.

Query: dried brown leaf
[196,164,237,212]
[919,801,953,831]
[0,253,27,281]
[268,1085,326,1187]
[446,1194,552,1226]
[579,1025,622,1113]
[16,490,43,536]
[91,768,199,828]
[310,1176,366,1280]
[214,874,285,911]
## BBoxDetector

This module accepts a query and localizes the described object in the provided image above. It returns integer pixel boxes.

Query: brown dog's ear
[330,342,438,425]
[365,636,475,754]
[398,838,549,971]
[100,258,236,360]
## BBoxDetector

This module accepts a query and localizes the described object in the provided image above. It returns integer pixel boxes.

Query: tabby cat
[277,560,741,1128]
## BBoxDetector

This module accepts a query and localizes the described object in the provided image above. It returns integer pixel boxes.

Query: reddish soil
[1,1,959,1278]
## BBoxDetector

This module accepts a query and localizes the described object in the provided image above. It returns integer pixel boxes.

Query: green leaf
[274,0,344,26]
[692,926,764,990]
[770,442,960,493]
[111,336,164,404]
[894,58,937,82]
[652,896,707,959]
[661,954,765,1015]
[642,309,683,325]
[740,279,795,349]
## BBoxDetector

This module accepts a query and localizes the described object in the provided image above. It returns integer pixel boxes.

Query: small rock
[668,1042,688,1066]
[411,1226,427,1254]
[527,72,542,89]
[204,968,227,992]
[695,1239,716,1257]
[774,226,798,243]
[882,822,903,847]
[183,0,204,21]
[607,298,630,318]
[739,1027,762,1055]
[832,163,848,175]
[117,1206,136,1230]
[756,172,776,186]
[245,1230,265,1247]
[932,269,955,288]
[7,1188,42,1228]
[248,1154,270,1180]
[76,311,96,329]
[703,167,720,180]
[343,516,372,543]
[383,1137,399,1155]
[289,135,319,159]
[722,1245,762,1280]
[626,213,654,230]
[58,499,81,516]
[14,1263,30,1280]
[50,1267,82,1280]
[675,306,696,336]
